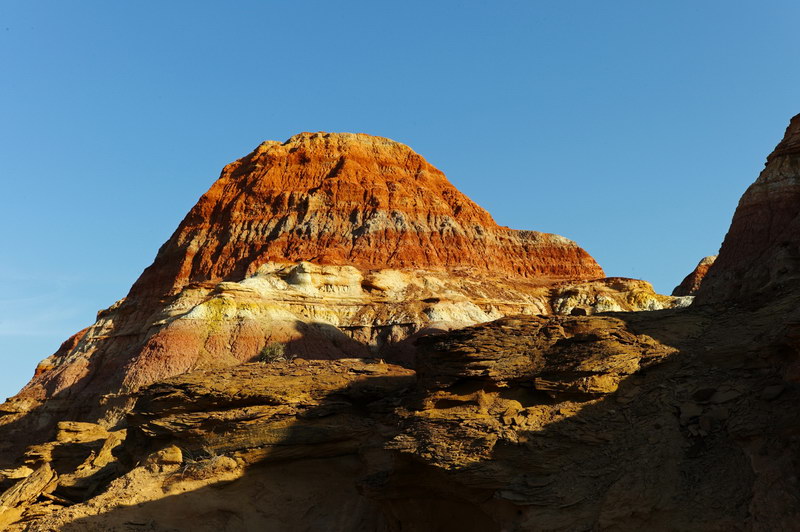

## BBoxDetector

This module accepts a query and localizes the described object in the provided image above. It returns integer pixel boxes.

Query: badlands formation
[8,132,678,412]
[1,120,798,530]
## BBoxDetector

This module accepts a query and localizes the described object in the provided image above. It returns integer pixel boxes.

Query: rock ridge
[698,114,800,303]
[7,132,683,412]
[130,131,604,304]
[2,119,800,530]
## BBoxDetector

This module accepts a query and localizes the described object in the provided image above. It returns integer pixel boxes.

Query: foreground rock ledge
[2,306,798,531]
[5,116,800,530]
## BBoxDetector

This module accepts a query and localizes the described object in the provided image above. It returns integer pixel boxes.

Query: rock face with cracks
[7,133,683,422]
[4,120,800,531]
[4,303,799,530]
[132,132,604,298]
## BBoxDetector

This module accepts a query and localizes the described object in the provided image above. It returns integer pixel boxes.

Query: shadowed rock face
[672,255,716,296]
[5,303,799,531]
[698,114,800,304]
[6,122,800,530]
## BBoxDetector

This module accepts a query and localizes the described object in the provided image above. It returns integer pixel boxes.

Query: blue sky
[1,1,798,399]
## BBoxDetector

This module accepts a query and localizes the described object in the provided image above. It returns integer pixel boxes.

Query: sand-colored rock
[8,359,415,531]
[0,464,57,528]
[11,264,684,413]
[6,297,799,531]
[9,121,800,530]
[386,309,789,530]
[6,133,687,426]
[414,314,675,394]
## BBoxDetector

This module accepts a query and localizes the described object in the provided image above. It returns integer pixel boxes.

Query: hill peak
[130,132,603,301]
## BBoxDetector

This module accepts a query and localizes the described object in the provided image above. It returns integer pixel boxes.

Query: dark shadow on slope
[273,320,452,367]
[11,304,800,530]
[26,370,413,531]
[0,313,430,467]
[362,306,800,530]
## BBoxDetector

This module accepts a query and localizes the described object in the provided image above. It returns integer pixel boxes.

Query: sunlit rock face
[12,132,687,409]
[8,302,800,531]
[131,131,606,301]
[698,114,800,304]
[4,122,800,531]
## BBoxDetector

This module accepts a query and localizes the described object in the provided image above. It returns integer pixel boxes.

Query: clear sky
[1,1,798,400]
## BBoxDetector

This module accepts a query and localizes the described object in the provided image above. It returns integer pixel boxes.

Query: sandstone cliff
[7,133,684,421]
[131,132,604,299]
[3,299,797,530]
[5,124,795,531]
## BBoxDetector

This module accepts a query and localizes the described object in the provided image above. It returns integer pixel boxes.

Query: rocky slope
[5,133,683,424]
[132,132,604,298]
[4,119,798,531]
[672,255,716,296]
[698,114,800,303]
[3,299,797,530]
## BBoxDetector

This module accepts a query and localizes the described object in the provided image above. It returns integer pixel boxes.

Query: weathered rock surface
[5,359,416,531]
[133,132,604,298]
[393,306,799,531]
[5,302,799,531]
[17,266,679,407]
[6,133,685,426]
[672,255,716,296]
[6,119,800,530]
[698,114,800,304]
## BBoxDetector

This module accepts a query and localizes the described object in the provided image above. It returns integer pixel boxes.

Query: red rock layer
[671,255,716,296]
[698,114,800,303]
[9,133,608,407]
[129,132,603,302]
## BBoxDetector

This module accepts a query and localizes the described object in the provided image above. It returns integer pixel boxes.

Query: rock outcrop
[6,120,799,531]
[2,359,416,530]
[7,133,685,422]
[698,114,800,304]
[132,132,604,299]
[672,255,716,296]
[4,301,798,530]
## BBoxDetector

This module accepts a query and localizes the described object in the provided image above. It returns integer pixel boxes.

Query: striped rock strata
[8,133,683,422]
[3,120,800,532]
[698,114,800,304]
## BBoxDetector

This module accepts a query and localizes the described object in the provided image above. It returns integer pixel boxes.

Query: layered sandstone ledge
[3,117,800,530]
[3,302,797,530]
